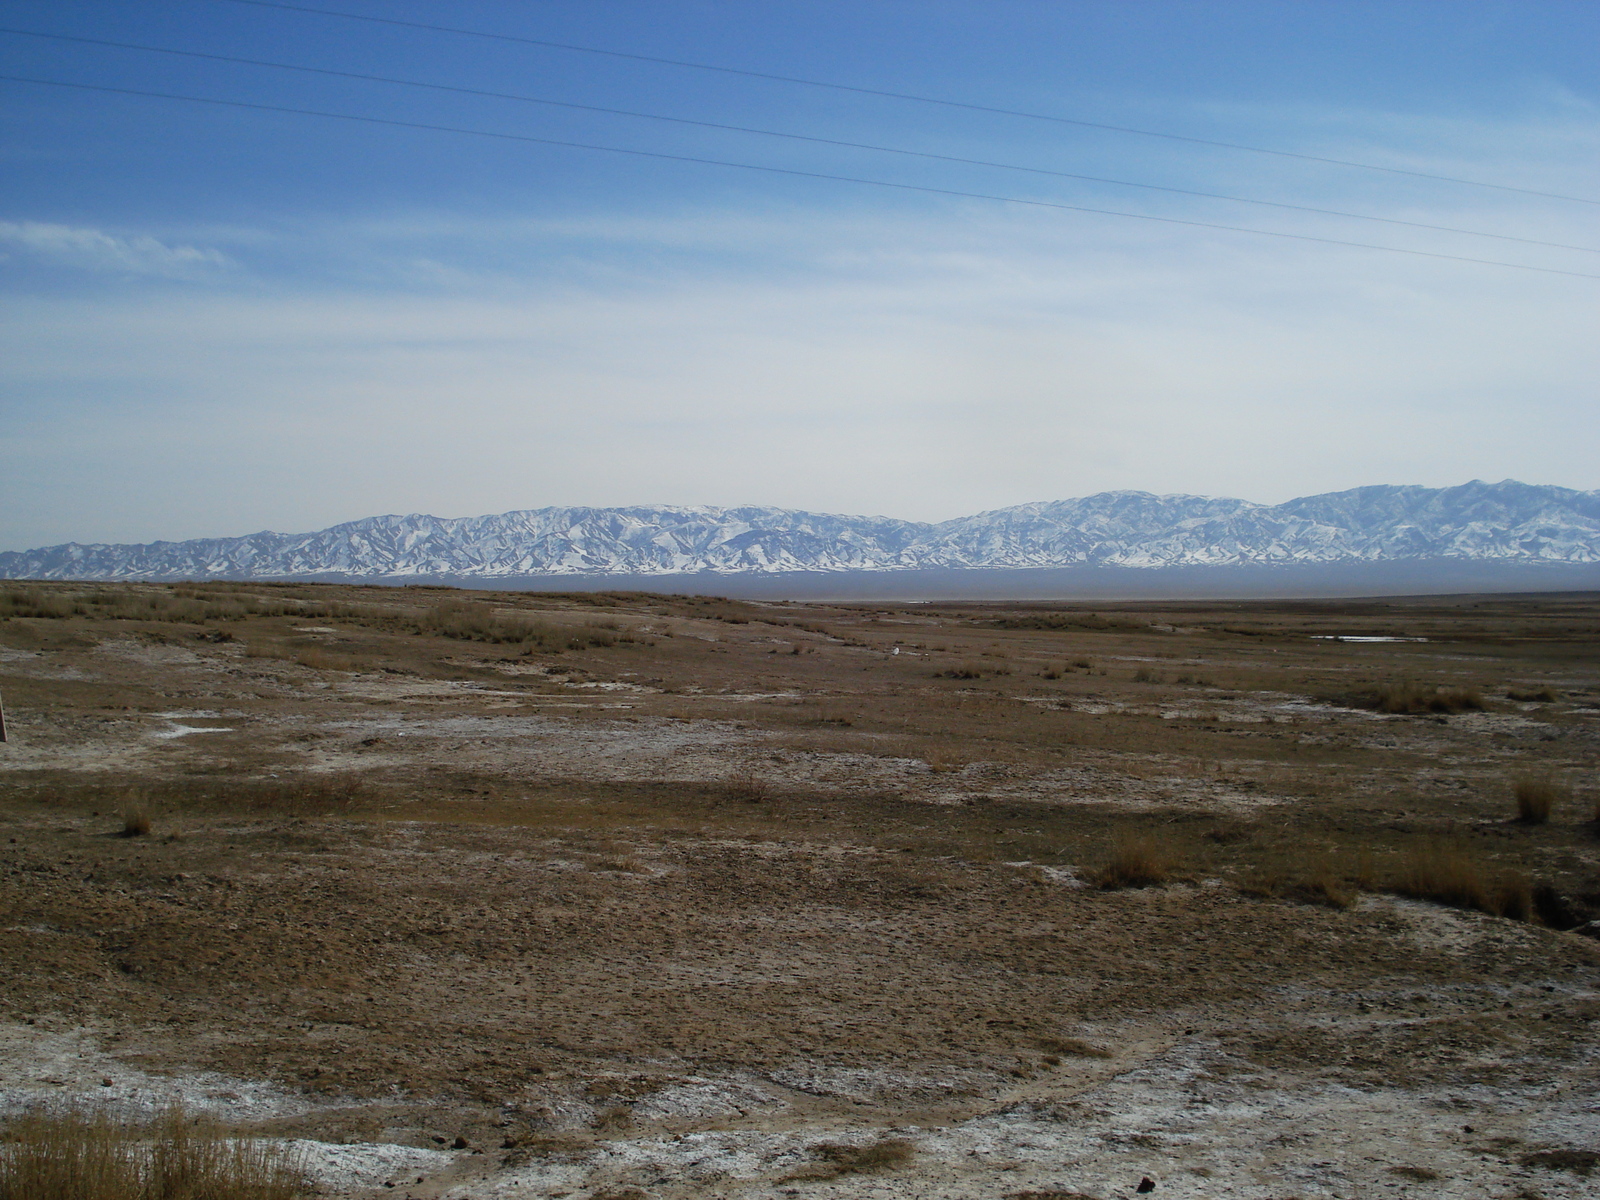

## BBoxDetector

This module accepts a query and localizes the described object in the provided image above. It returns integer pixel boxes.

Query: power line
[4,73,1596,282]
[7,26,1594,256]
[221,0,1600,207]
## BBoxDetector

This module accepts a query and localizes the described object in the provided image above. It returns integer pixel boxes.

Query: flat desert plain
[2,582,1598,1199]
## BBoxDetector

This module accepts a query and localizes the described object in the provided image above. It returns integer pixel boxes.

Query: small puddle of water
[151,724,234,740]
[1310,636,1429,643]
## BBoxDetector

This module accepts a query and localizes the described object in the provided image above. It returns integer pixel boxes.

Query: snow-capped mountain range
[4,481,1598,582]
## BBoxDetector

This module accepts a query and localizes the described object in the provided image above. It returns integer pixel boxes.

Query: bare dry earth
[3,583,1600,1199]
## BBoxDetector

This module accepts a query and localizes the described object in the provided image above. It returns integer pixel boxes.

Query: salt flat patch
[447,1039,1600,1198]
[767,1064,998,1105]
[632,1075,787,1121]
[0,1022,315,1121]
[1449,711,1562,736]
[95,639,204,666]
[925,762,1284,813]
[289,1139,455,1193]
[151,723,233,740]
[1365,894,1548,958]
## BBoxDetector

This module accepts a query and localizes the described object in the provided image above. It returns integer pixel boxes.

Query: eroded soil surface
[3,583,1599,1198]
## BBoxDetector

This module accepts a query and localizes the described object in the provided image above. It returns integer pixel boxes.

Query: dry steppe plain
[2,581,1599,1199]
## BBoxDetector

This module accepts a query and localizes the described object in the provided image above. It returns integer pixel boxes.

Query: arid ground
[2,581,1598,1199]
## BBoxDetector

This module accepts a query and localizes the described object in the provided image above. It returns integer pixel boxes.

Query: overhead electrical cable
[220,0,1600,207]
[5,27,1593,256]
[4,74,1596,282]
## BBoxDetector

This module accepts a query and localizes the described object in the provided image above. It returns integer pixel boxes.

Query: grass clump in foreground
[0,1105,307,1200]
[1091,838,1175,889]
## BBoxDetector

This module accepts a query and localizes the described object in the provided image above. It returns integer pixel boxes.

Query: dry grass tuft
[590,1105,633,1132]
[1374,681,1485,714]
[923,747,967,774]
[1507,686,1561,703]
[0,1105,307,1200]
[1036,1035,1112,1059]
[724,771,772,804]
[1519,1148,1599,1176]
[120,808,151,838]
[1513,776,1567,825]
[934,663,992,679]
[1238,847,1358,909]
[1392,843,1533,921]
[787,1138,916,1179]
[1091,838,1175,889]
[1389,1165,1442,1182]
[589,856,650,875]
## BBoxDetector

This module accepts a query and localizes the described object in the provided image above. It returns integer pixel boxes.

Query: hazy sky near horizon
[2,0,1598,549]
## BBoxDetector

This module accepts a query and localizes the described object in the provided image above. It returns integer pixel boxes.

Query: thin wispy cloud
[0,220,233,277]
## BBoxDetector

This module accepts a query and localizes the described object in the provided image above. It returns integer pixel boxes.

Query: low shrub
[120,808,151,838]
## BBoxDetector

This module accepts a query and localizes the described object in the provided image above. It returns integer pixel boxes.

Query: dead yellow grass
[1238,848,1359,909]
[0,1106,307,1200]
[1513,775,1567,825]
[1091,837,1176,889]
[1392,843,1533,921]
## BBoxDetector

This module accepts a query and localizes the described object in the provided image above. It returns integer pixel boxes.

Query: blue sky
[2,0,1597,549]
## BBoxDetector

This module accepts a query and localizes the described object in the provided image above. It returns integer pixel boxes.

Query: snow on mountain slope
[4,481,1598,581]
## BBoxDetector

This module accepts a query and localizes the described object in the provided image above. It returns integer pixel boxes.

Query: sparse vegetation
[0,1105,307,1200]
[787,1138,916,1179]
[1036,1035,1112,1059]
[1507,686,1561,702]
[1238,849,1358,909]
[3,581,1598,1197]
[1373,681,1485,714]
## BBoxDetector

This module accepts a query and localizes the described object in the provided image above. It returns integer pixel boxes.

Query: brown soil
[3,582,1599,1197]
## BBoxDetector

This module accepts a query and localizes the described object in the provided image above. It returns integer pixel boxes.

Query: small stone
[452,1135,468,1149]
[101,1077,113,1087]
